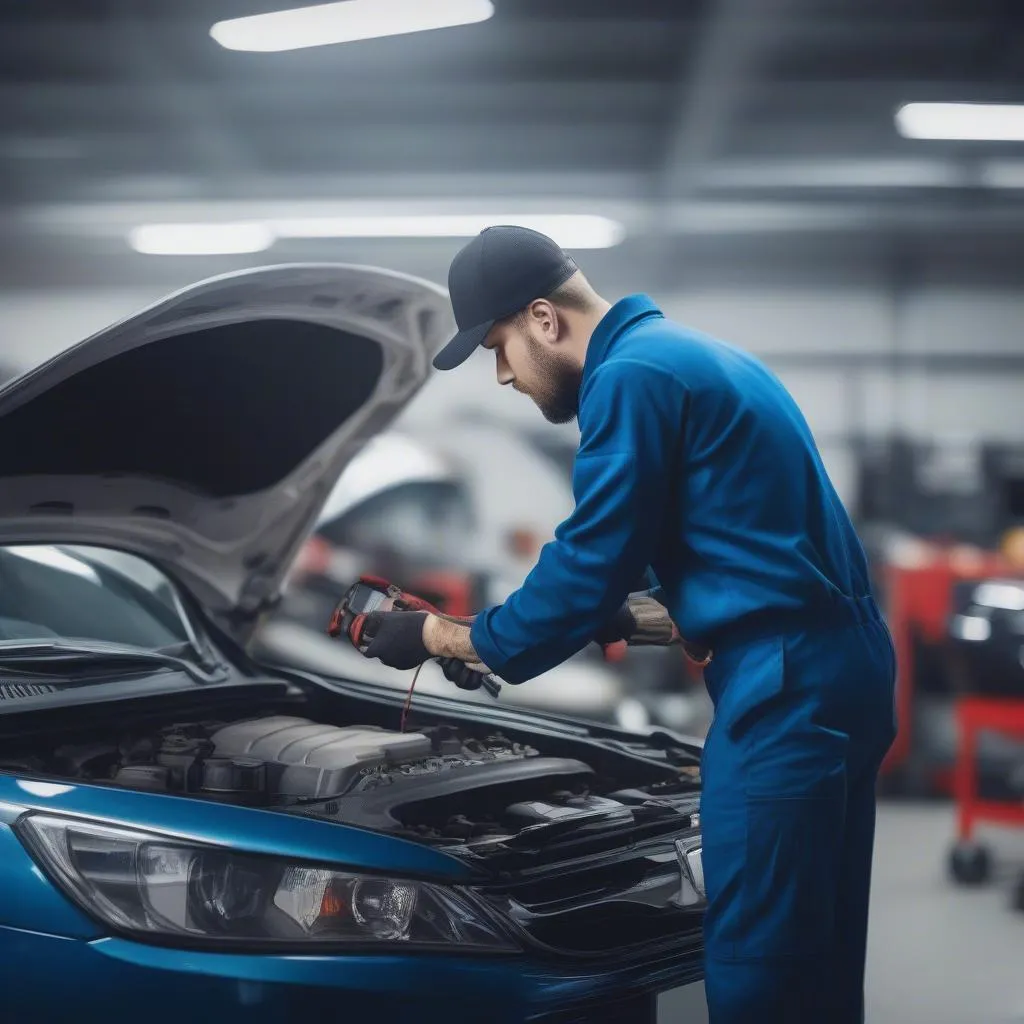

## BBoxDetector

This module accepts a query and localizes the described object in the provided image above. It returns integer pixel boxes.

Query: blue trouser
[698,598,897,1023]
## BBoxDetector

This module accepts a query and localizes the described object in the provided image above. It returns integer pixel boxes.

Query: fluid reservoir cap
[202,756,267,794]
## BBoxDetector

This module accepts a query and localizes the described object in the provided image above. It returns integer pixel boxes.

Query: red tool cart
[947,696,1024,911]
[880,544,1010,793]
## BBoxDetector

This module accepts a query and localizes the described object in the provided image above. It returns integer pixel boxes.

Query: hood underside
[0,264,455,635]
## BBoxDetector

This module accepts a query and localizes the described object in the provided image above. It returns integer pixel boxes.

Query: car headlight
[17,814,515,951]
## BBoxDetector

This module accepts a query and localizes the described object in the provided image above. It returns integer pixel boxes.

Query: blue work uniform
[470,295,897,1023]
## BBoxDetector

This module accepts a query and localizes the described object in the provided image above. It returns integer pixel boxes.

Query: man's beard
[517,333,582,424]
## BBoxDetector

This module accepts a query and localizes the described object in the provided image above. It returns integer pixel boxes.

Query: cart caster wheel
[1012,873,1024,913]
[948,842,991,885]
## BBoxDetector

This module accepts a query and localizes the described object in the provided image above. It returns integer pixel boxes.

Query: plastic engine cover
[210,716,432,800]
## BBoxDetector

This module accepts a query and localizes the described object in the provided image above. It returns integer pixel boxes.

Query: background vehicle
[0,266,706,1023]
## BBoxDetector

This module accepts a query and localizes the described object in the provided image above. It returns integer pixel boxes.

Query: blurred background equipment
[2,0,1024,1018]
[851,437,1024,799]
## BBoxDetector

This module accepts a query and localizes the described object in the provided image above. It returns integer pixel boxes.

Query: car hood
[0,264,454,638]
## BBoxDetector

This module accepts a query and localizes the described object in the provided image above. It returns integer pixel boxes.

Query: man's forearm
[424,597,676,663]
[424,614,482,665]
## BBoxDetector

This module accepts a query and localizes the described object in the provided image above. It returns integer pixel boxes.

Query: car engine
[42,716,536,801]
[7,713,700,851]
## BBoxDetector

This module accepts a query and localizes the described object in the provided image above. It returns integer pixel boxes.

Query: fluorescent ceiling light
[210,0,494,52]
[129,222,274,255]
[272,214,624,248]
[129,214,624,254]
[896,103,1024,142]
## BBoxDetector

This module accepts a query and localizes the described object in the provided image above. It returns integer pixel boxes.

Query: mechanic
[358,225,897,1023]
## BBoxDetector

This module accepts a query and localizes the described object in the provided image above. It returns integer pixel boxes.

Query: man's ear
[527,299,559,341]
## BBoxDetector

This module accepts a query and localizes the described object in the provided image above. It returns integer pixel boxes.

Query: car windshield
[0,544,196,651]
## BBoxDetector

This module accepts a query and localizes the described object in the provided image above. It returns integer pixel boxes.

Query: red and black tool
[328,575,502,701]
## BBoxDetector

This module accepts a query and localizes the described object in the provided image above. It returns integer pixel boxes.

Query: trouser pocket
[736,782,846,959]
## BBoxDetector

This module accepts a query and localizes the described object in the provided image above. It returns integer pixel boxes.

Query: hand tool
[327,576,502,703]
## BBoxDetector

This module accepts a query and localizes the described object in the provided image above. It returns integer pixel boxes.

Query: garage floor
[659,802,1024,1023]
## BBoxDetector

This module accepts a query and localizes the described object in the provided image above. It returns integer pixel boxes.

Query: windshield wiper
[0,639,227,685]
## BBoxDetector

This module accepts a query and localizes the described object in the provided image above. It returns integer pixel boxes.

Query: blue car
[0,265,706,1023]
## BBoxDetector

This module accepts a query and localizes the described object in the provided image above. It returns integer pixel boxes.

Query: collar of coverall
[580,293,665,391]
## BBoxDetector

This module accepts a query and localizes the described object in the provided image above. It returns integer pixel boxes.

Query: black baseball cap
[433,225,578,371]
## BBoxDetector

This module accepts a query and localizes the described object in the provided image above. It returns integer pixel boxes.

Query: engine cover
[210,716,433,800]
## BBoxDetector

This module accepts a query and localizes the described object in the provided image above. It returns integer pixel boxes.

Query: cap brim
[431,318,494,371]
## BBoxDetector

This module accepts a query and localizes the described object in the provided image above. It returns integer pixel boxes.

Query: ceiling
[1,0,1023,290]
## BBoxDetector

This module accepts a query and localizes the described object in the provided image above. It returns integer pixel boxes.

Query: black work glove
[360,611,430,670]
[594,602,637,646]
[439,657,486,691]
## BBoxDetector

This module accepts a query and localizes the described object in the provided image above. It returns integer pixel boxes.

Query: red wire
[395,663,419,737]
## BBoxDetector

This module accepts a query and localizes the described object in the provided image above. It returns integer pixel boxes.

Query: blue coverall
[470,295,897,1022]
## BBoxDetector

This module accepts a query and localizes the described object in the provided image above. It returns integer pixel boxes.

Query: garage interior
[1,1,1023,1021]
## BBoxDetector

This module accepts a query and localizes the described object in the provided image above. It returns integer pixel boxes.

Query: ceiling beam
[111,3,249,183]
[659,0,778,201]
[0,170,653,202]
[0,123,663,181]
[0,19,690,72]
[4,79,1016,128]
[0,81,666,131]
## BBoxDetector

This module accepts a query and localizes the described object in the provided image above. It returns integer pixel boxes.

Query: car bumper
[0,923,703,1023]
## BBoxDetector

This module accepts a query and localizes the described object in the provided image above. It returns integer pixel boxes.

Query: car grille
[477,830,704,959]
[0,681,58,699]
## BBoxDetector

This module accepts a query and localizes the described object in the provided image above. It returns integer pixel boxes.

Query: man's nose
[495,355,514,386]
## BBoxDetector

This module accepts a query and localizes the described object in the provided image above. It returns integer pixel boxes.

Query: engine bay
[1,706,701,853]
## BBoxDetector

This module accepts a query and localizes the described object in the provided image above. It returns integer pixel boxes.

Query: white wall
[0,289,168,370]
[663,288,1024,440]
[2,284,1022,509]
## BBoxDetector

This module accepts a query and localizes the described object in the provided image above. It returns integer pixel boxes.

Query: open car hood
[0,264,454,638]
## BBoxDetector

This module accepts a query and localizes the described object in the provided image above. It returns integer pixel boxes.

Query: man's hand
[438,658,488,691]
[594,602,639,646]
[360,610,430,670]
[591,595,709,663]
[595,595,678,646]
[360,610,493,678]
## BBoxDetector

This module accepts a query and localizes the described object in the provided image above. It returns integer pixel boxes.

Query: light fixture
[895,103,1024,142]
[272,214,624,248]
[128,214,625,255]
[210,0,494,53]
[16,814,516,949]
[128,222,274,256]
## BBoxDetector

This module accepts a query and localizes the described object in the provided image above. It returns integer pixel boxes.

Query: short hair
[509,272,597,330]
